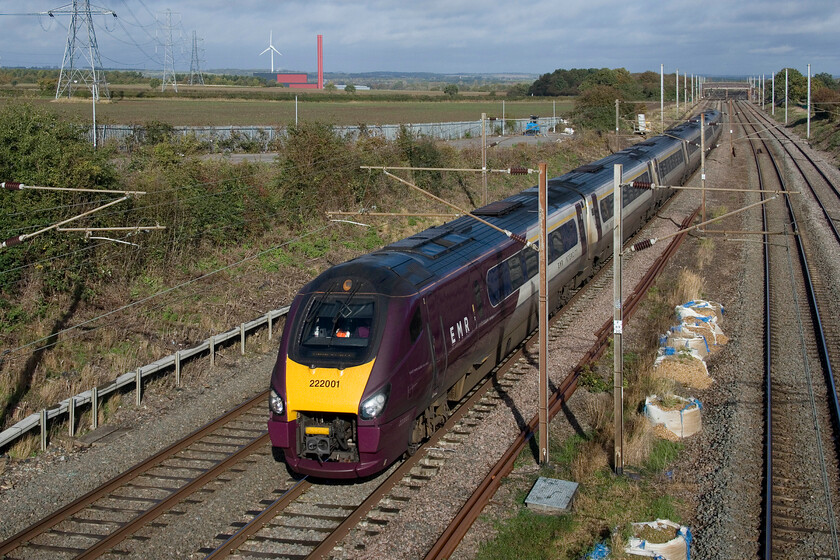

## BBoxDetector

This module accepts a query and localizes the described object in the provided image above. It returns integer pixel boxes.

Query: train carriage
[268,109,722,478]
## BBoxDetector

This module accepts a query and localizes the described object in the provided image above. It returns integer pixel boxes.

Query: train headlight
[359,386,390,420]
[269,387,285,415]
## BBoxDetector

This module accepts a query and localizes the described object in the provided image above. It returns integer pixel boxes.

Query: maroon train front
[268,110,722,478]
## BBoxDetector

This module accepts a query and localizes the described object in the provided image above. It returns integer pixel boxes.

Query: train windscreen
[290,294,383,368]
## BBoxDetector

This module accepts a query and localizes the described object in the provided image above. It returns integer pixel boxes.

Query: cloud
[2,0,837,75]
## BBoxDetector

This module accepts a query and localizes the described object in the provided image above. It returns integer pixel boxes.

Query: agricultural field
[0,87,573,127]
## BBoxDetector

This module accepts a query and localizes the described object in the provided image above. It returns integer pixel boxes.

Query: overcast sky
[1,0,838,78]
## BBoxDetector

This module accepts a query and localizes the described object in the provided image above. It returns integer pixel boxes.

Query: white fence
[0,306,290,453]
[92,117,565,149]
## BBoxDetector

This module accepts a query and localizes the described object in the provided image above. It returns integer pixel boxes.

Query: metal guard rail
[0,306,290,451]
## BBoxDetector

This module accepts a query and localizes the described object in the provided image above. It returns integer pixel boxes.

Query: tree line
[527,66,840,127]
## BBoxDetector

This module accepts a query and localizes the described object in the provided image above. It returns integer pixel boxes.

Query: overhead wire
[2,221,337,360]
[0,148,363,283]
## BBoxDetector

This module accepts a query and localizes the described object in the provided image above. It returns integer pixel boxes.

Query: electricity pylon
[159,9,178,92]
[188,30,205,86]
[55,0,116,100]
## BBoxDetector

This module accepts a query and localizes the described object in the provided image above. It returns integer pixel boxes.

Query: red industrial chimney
[317,34,323,89]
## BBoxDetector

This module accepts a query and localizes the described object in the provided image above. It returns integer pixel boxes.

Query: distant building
[254,72,319,89]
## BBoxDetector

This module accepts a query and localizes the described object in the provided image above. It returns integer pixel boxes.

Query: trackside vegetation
[0,100,612,443]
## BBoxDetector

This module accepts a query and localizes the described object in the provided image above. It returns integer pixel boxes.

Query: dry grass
[571,440,610,483]
[673,267,704,304]
[8,433,38,459]
[574,262,708,472]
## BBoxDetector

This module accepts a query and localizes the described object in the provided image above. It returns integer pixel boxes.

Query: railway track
[0,390,276,559]
[737,100,840,559]
[199,259,615,559]
[2,114,720,560]
[0,211,691,560]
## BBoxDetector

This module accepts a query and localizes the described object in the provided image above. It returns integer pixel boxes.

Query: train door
[574,202,590,283]
[647,160,660,206]
[574,202,588,258]
[589,194,603,241]
[422,297,446,398]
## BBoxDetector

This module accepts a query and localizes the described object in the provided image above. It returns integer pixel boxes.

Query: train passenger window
[600,193,614,221]
[409,308,423,343]
[523,247,538,280]
[487,251,525,306]
[508,254,525,291]
[548,220,577,261]
[560,220,578,253]
[549,229,565,261]
[623,172,650,208]
[499,263,513,297]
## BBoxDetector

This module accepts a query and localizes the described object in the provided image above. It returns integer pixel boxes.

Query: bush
[813,87,840,121]
[0,104,119,293]
[274,121,364,226]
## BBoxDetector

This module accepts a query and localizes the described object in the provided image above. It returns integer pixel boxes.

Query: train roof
[319,111,717,294]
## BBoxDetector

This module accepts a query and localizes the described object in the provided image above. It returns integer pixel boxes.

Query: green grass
[476,509,577,560]
[644,439,684,473]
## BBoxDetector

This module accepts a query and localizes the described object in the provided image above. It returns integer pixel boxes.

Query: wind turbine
[260,31,282,73]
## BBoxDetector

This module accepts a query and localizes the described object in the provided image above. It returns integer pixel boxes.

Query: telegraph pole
[807,63,811,139]
[675,68,679,116]
[612,164,624,476]
[660,64,664,132]
[538,162,549,466]
[481,113,488,206]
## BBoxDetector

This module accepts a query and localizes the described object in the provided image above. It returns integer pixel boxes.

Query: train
[268,108,722,479]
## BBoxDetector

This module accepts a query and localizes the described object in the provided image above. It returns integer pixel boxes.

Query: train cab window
[409,308,423,343]
[302,300,374,347]
[294,297,381,369]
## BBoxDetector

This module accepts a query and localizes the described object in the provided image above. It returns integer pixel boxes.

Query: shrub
[274,121,363,227]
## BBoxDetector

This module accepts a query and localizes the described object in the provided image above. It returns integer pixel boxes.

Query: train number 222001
[309,379,340,388]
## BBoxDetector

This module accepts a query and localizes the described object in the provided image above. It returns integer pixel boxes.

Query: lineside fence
[92,117,567,151]
[0,306,290,453]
